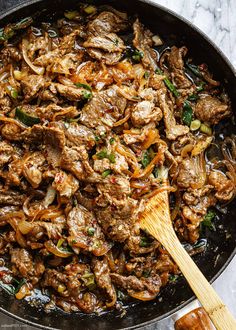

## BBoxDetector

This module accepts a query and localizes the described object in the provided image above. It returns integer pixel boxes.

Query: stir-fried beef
[157,87,189,140]
[67,205,111,256]
[92,257,116,304]
[87,11,127,37]
[80,86,127,131]
[167,46,192,88]
[21,75,45,101]
[0,4,235,315]
[133,19,157,71]
[195,95,231,125]
[11,248,45,284]
[209,171,235,202]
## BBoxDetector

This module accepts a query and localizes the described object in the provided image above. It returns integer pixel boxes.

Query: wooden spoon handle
[163,230,236,330]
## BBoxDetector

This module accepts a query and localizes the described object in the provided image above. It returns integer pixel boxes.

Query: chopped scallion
[182,101,193,126]
[102,169,111,178]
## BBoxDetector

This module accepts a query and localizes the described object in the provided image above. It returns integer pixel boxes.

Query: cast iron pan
[0,0,235,329]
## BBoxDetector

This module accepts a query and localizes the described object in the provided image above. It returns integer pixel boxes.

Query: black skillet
[0,0,235,329]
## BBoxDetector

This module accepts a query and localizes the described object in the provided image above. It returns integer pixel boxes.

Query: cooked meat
[84,33,125,65]
[157,87,189,140]
[1,123,23,141]
[80,87,127,132]
[87,11,127,37]
[21,75,45,101]
[177,158,198,189]
[167,46,192,88]
[195,95,230,125]
[0,141,14,166]
[53,83,86,101]
[63,122,95,149]
[84,34,125,53]
[0,86,12,113]
[92,257,116,304]
[36,105,79,121]
[0,190,26,206]
[67,205,111,256]
[133,19,157,71]
[209,171,235,202]
[61,146,99,182]
[131,100,162,126]
[0,5,234,315]
[11,248,45,284]
[0,46,22,63]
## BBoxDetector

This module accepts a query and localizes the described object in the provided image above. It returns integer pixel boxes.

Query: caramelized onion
[18,220,33,235]
[22,38,45,75]
[44,240,73,258]
[180,143,194,158]
[128,289,158,301]
[141,129,159,150]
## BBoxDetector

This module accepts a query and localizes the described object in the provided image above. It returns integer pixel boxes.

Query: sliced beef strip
[86,48,124,66]
[21,74,46,101]
[87,11,127,37]
[75,292,97,314]
[0,190,26,206]
[10,248,45,284]
[84,33,125,53]
[67,205,111,256]
[177,158,198,189]
[96,175,131,201]
[22,125,65,168]
[167,46,192,88]
[208,171,235,202]
[1,123,23,142]
[0,141,14,166]
[0,46,22,64]
[131,100,162,126]
[36,104,79,122]
[52,83,86,101]
[95,198,139,243]
[92,257,116,305]
[61,146,100,182]
[195,95,231,125]
[157,87,189,140]
[0,86,12,114]
[84,33,125,65]
[63,122,95,149]
[110,273,161,295]
[80,86,127,132]
[133,19,157,71]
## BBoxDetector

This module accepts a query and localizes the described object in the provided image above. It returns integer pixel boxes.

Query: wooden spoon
[140,180,236,330]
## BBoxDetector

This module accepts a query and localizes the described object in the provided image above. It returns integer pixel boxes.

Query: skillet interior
[0,0,235,329]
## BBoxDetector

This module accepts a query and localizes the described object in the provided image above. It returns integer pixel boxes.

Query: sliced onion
[44,240,73,258]
[18,220,33,235]
[191,136,212,157]
[181,144,194,158]
[22,38,45,75]
[16,229,27,248]
[43,185,56,208]
[128,289,158,301]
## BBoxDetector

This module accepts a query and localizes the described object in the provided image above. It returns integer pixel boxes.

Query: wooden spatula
[139,178,236,330]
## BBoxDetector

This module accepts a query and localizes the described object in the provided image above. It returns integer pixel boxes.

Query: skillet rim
[0,0,235,329]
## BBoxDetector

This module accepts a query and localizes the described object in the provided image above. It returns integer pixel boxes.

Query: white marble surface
[151,0,236,67]
[0,0,235,329]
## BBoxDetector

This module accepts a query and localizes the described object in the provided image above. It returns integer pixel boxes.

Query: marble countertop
[0,0,235,329]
